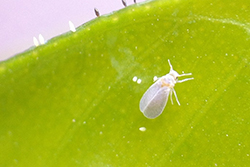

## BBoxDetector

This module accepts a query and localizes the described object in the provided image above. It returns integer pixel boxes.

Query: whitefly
[139,59,194,119]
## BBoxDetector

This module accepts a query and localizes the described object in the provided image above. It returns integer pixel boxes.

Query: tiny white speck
[33,37,39,46]
[116,154,119,157]
[226,134,228,137]
[8,131,12,136]
[108,86,111,90]
[186,103,189,105]
[99,131,103,135]
[238,143,241,146]
[83,121,86,124]
[215,163,217,166]
[191,126,193,129]
[38,34,45,44]
[153,76,158,81]
[139,127,146,132]
[205,99,208,102]
[215,89,217,91]
[137,79,142,84]
[69,21,76,32]
[247,154,249,156]
[135,46,138,50]
[133,76,138,82]
[72,119,76,122]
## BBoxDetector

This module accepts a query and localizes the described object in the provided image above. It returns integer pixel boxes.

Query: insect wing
[139,79,162,112]
[142,86,170,119]
[140,78,170,119]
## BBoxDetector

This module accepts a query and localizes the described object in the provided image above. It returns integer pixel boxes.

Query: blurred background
[0,0,144,61]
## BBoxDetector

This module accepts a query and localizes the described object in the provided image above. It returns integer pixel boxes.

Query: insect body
[139,59,194,119]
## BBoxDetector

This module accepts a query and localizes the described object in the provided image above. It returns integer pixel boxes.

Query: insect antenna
[168,59,173,71]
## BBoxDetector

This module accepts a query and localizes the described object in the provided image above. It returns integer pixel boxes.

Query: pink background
[0,0,144,61]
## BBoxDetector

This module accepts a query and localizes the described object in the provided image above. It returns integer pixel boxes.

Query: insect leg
[170,89,173,105]
[177,77,194,83]
[178,73,192,77]
[173,88,180,105]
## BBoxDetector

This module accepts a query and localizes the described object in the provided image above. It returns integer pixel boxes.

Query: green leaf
[1,0,250,166]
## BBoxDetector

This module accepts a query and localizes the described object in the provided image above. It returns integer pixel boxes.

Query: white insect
[38,34,45,45]
[69,21,76,32]
[139,59,194,119]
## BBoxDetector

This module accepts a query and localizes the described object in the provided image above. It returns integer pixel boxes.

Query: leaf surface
[1,0,250,166]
